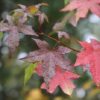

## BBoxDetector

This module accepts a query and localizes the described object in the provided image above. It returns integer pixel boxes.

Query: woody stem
[44,34,80,52]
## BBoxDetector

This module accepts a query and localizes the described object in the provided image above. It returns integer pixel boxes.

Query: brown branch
[44,34,80,52]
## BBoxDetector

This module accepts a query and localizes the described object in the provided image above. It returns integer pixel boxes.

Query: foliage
[24,63,37,85]
[75,39,100,87]
[0,0,100,97]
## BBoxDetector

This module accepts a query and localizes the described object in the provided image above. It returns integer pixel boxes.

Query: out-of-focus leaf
[17,4,26,10]
[57,31,70,39]
[0,32,3,40]
[64,0,69,4]
[25,89,48,100]
[0,22,9,32]
[19,25,37,35]
[87,88,100,100]
[27,6,38,15]
[5,26,19,53]
[24,63,37,85]
[37,12,48,25]
[13,11,27,24]
[61,0,100,26]
[83,81,93,90]
[53,22,65,31]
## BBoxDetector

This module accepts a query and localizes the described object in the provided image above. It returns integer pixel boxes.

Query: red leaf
[35,64,43,76]
[41,66,79,95]
[22,39,72,84]
[75,39,100,86]
[61,0,100,25]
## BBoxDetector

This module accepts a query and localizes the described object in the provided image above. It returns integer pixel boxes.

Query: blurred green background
[0,0,100,100]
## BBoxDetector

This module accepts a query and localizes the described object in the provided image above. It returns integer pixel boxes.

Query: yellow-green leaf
[24,63,37,85]
[0,32,3,40]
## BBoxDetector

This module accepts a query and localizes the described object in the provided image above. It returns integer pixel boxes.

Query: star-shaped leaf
[41,66,79,95]
[61,0,100,25]
[0,14,37,52]
[75,39,100,87]
[22,39,72,84]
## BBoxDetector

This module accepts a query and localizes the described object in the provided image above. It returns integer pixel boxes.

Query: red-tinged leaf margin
[41,66,80,95]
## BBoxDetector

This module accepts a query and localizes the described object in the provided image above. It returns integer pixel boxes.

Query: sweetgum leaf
[41,66,79,95]
[75,39,100,87]
[16,4,38,17]
[22,39,72,84]
[61,0,100,25]
[0,14,37,53]
[0,3,48,53]
[24,63,37,85]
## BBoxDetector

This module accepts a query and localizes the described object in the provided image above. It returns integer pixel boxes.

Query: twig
[44,34,80,52]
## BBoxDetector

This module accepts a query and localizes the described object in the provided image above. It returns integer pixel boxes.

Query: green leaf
[0,32,3,40]
[24,63,37,85]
